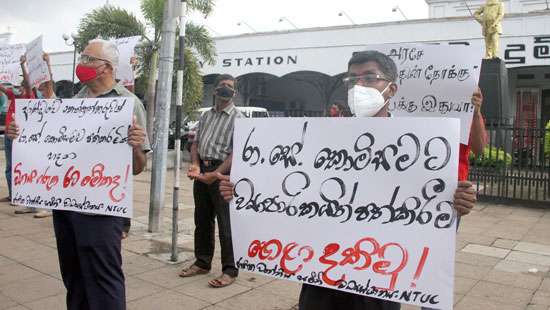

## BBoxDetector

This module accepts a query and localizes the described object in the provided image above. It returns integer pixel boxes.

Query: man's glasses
[79,54,111,65]
[342,73,390,88]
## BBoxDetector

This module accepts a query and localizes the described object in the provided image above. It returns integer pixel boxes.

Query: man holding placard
[7,38,149,310]
[219,50,477,309]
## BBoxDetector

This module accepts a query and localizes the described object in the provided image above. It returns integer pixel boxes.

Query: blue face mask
[35,89,44,99]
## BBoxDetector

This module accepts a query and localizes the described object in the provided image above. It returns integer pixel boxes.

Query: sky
[0,0,429,52]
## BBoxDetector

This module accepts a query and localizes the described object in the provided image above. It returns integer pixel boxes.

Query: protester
[7,38,150,310]
[218,50,478,310]
[326,102,347,117]
[37,53,56,98]
[179,74,242,288]
[1,55,36,211]
[31,52,57,218]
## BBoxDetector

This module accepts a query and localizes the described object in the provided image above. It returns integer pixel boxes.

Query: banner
[114,36,141,86]
[12,98,134,218]
[0,44,25,84]
[26,36,50,88]
[230,118,460,309]
[366,43,481,145]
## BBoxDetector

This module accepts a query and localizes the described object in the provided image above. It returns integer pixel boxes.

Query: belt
[201,159,223,168]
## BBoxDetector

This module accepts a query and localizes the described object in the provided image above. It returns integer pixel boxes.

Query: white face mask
[347,83,392,117]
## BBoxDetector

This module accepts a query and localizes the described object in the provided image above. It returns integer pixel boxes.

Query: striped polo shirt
[196,103,242,161]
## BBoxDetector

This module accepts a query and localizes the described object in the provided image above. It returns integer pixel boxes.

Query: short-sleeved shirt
[76,82,151,153]
[458,143,471,181]
[5,89,35,129]
[195,103,242,161]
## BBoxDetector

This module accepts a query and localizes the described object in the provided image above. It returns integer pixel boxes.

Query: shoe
[0,197,11,203]
[34,210,52,218]
[14,208,38,214]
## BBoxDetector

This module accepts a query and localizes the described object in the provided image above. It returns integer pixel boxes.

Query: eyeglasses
[342,73,390,88]
[79,54,111,65]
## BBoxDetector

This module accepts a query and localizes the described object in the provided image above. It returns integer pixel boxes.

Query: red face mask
[76,64,104,83]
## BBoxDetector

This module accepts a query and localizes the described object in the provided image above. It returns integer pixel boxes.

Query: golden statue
[474,0,504,59]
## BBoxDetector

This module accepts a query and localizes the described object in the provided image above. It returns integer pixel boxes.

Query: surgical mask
[347,83,392,117]
[215,86,235,100]
[35,89,44,99]
[76,64,105,83]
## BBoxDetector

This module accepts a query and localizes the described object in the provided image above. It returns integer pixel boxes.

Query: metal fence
[469,119,550,203]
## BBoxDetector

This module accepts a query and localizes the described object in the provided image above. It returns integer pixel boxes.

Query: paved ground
[1,152,549,310]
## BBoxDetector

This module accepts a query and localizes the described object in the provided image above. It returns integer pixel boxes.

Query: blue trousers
[53,210,126,310]
[4,136,11,198]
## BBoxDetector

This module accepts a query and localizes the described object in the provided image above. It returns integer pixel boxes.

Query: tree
[76,0,216,138]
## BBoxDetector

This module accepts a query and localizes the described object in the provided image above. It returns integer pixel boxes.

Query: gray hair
[88,38,119,72]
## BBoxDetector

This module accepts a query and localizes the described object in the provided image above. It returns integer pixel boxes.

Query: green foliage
[184,23,215,65]
[76,6,145,51]
[178,49,203,115]
[140,0,164,42]
[469,146,512,168]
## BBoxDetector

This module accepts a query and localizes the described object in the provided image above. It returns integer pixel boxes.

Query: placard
[230,117,460,309]
[114,36,141,86]
[367,43,482,144]
[0,44,26,84]
[12,98,134,218]
[26,36,50,88]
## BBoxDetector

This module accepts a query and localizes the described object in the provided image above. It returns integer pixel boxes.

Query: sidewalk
[0,154,549,309]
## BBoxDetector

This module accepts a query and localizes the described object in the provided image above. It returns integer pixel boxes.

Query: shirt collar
[80,82,125,98]
[211,102,236,115]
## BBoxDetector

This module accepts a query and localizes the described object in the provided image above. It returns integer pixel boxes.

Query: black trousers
[53,210,126,310]
[299,284,401,310]
[192,165,238,277]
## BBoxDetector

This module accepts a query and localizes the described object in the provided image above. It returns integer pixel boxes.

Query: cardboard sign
[114,36,141,86]
[365,43,482,144]
[230,117,460,309]
[0,44,26,84]
[12,98,134,218]
[26,36,50,88]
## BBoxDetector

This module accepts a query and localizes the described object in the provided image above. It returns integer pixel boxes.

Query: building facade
[198,1,549,127]
[44,1,549,126]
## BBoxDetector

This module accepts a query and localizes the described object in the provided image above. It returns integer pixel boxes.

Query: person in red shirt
[0,55,37,212]
[459,87,488,181]
[0,81,35,206]
[327,103,346,117]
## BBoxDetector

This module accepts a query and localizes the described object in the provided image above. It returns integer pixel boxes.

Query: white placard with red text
[0,44,26,85]
[26,36,50,88]
[230,117,459,309]
[12,98,134,218]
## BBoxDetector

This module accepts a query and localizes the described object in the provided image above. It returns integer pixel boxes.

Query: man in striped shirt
[179,74,242,288]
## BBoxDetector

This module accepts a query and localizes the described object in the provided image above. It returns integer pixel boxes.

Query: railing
[469,119,550,203]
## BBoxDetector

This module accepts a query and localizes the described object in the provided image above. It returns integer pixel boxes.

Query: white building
[48,0,550,124]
